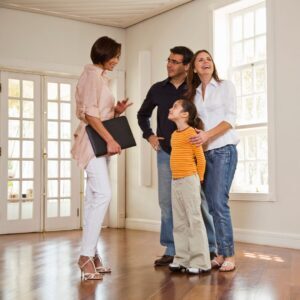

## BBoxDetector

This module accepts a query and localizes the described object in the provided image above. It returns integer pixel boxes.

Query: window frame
[210,0,276,201]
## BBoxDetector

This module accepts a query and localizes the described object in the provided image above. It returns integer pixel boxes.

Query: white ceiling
[0,0,193,28]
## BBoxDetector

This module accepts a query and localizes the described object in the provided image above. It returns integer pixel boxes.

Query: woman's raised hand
[114,98,133,115]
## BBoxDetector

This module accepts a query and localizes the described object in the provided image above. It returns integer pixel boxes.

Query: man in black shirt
[137,46,216,266]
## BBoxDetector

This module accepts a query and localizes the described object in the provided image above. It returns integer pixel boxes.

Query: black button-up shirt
[137,78,187,154]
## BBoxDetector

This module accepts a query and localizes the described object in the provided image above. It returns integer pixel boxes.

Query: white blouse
[194,78,239,151]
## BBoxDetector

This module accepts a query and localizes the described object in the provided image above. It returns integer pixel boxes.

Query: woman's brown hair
[185,50,221,102]
[90,36,121,65]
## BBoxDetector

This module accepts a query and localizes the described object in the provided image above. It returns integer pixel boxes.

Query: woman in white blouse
[186,50,239,272]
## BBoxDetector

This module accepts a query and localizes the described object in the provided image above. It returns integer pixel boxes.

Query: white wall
[125,0,300,249]
[0,7,125,75]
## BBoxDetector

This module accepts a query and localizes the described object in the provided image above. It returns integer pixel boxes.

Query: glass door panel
[0,72,41,234]
[44,77,80,231]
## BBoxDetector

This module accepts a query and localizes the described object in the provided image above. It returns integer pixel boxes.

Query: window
[213,0,273,200]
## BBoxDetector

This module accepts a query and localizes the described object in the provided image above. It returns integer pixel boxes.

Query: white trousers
[81,156,111,256]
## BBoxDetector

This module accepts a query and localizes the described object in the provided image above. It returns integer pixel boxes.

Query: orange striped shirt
[170,127,206,181]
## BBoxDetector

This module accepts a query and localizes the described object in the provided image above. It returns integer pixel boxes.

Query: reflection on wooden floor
[1,229,300,300]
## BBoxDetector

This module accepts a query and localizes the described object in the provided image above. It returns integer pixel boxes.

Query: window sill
[230,192,274,202]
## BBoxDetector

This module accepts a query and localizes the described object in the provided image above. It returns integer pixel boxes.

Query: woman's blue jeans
[157,149,217,256]
[203,144,238,257]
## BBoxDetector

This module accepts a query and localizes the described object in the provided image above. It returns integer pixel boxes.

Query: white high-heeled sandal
[78,256,103,280]
[94,254,111,273]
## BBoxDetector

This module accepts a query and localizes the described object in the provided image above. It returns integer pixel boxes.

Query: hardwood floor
[0,229,300,300]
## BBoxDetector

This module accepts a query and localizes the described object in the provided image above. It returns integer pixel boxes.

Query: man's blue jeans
[203,144,238,257]
[157,149,217,256]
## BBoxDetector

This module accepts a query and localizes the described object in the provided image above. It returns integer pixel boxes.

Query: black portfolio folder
[86,116,136,157]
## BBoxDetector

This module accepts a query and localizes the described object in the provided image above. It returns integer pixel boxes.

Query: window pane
[8,99,20,117]
[8,160,20,179]
[48,102,58,119]
[47,199,58,218]
[60,199,71,217]
[255,35,266,59]
[60,84,71,101]
[8,120,20,138]
[60,122,71,139]
[22,121,34,138]
[243,96,255,124]
[48,180,58,197]
[243,12,254,38]
[48,83,58,100]
[22,181,33,199]
[8,181,20,199]
[242,68,253,95]
[256,94,267,122]
[245,135,257,160]
[7,202,19,220]
[255,7,266,35]
[60,180,71,197]
[22,141,34,158]
[257,133,268,160]
[8,79,20,98]
[232,42,243,66]
[22,161,34,179]
[60,161,71,178]
[60,141,71,158]
[48,121,58,139]
[23,101,34,119]
[21,201,33,219]
[254,64,266,93]
[22,80,34,99]
[232,71,242,96]
[60,103,71,120]
[8,140,20,158]
[244,39,254,63]
[48,160,59,178]
[232,15,242,41]
[48,141,58,158]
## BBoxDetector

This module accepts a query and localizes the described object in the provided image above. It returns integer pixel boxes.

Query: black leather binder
[86,116,136,157]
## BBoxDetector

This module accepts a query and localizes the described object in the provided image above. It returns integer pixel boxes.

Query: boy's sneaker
[169,263,186,273]
[186,267,211,275]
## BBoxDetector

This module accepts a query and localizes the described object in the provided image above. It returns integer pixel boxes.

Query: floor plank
[0,229,300,300]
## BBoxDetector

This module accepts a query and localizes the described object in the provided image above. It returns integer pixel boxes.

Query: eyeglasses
[167,58,184,65]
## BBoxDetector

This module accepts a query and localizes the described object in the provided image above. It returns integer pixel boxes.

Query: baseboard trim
[125,218,160,232]
[125,218,300,250]
[234,228,300,250]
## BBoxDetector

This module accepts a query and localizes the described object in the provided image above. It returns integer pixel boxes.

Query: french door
[0,72,80,234]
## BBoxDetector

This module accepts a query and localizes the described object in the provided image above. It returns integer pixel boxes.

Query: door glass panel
[22,81,34,99]
[8,99,20,117]
[48,122,58,139]
[60,84,71,101]
[46,81,73,221]
[60,199,71,216]
[8,120,20,138]
[22,161,34,178]
[21,201,33,219]
[22,121,34,138]
[23,101,34,118]
[8,160,20,179]
[7,203,19,220]
[8,140,20,158]
[47,199,58,217]
[48,83,58,100]
[8,79,20,97]
[22,141,34,158]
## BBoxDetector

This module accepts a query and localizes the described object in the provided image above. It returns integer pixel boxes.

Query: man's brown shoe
[154,255,174,266]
